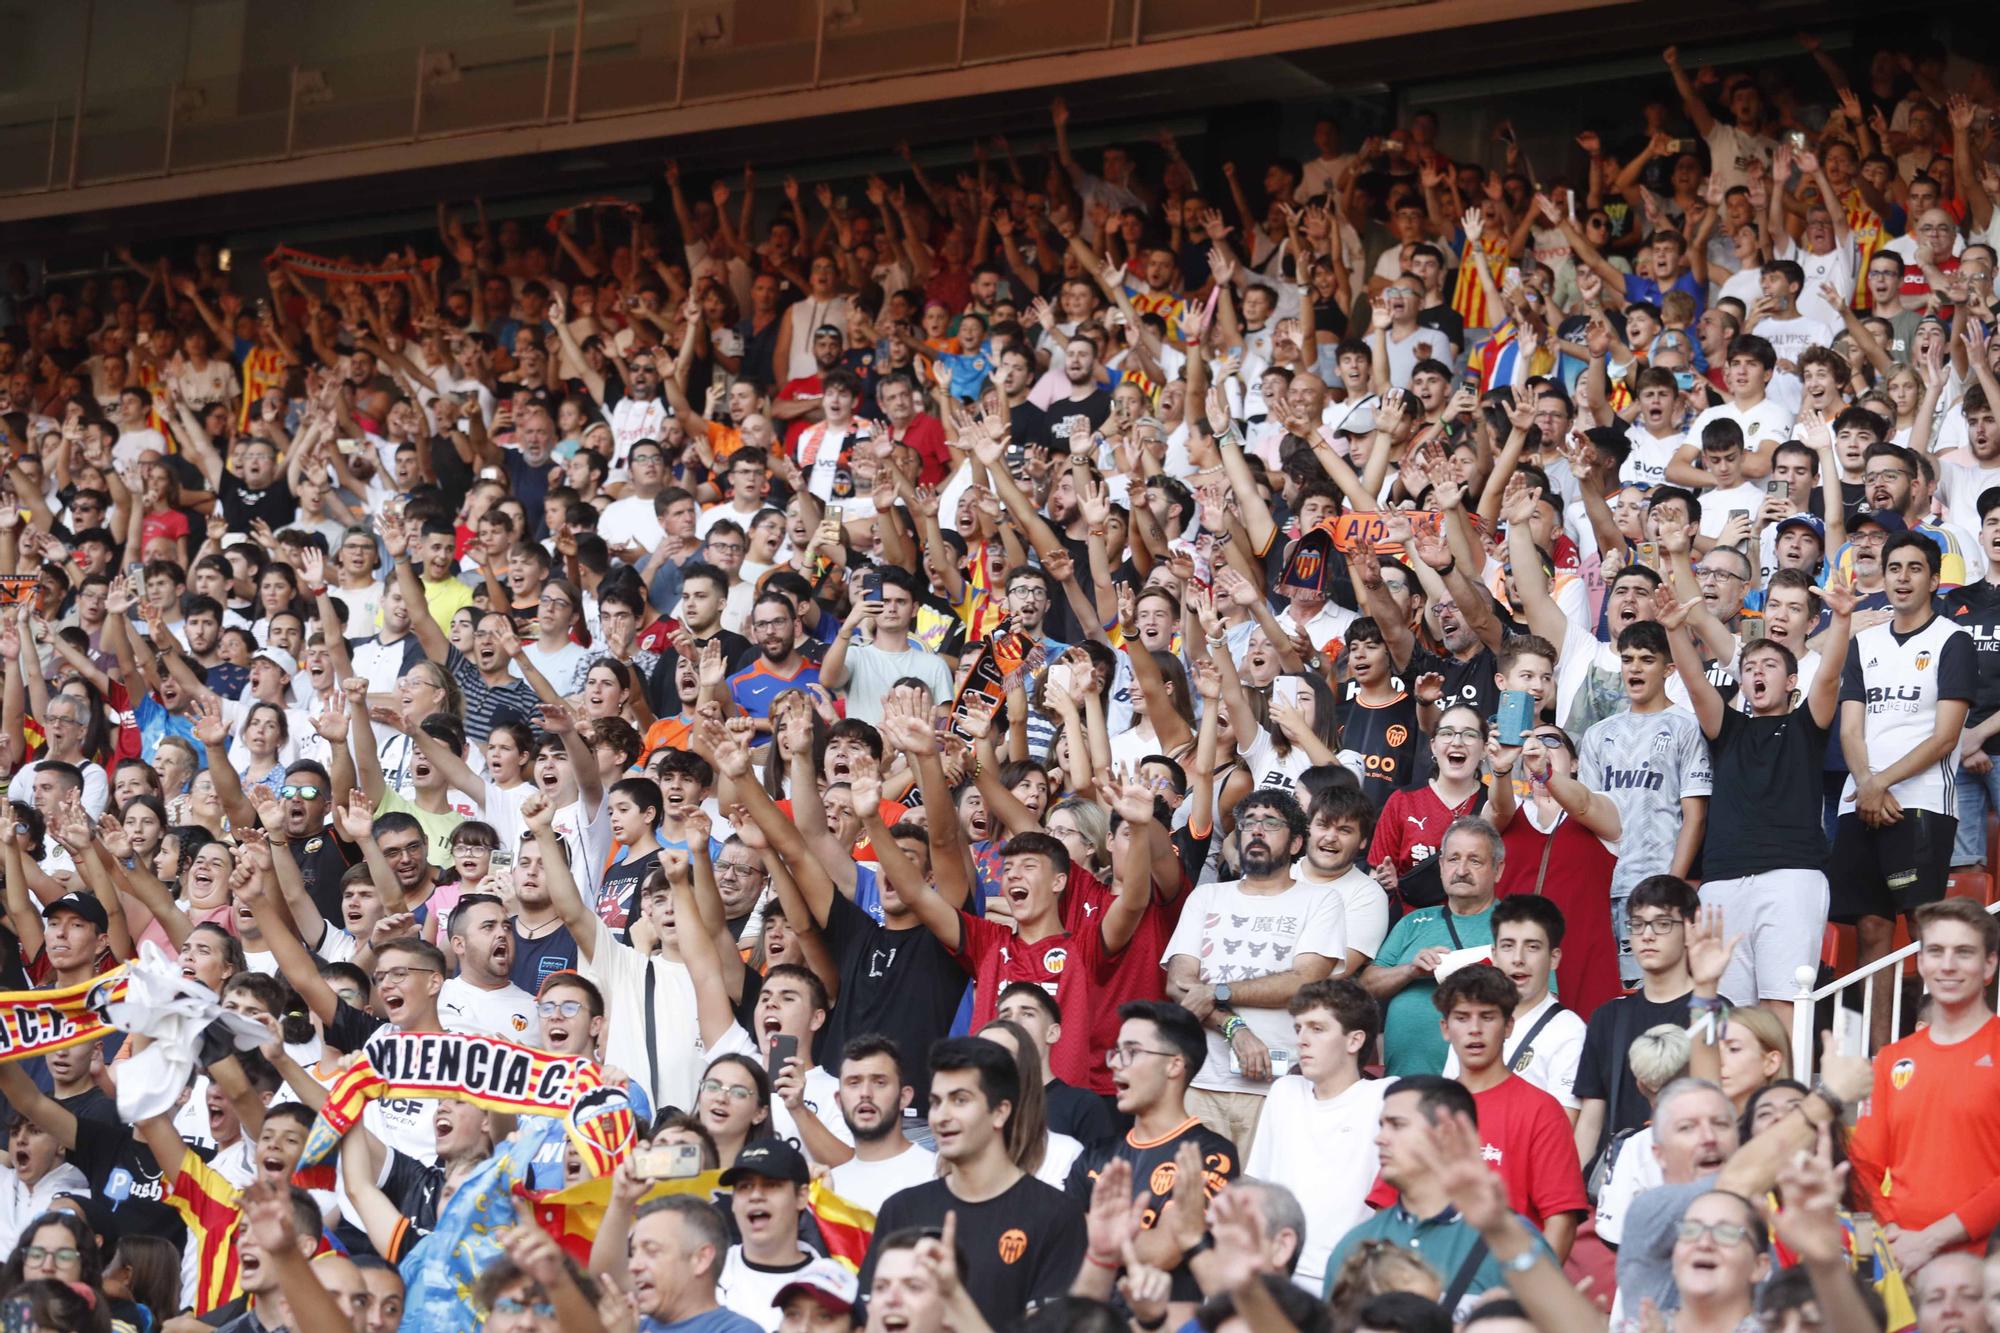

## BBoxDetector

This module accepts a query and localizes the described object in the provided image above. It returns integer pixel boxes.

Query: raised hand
[1684,903,1740,992]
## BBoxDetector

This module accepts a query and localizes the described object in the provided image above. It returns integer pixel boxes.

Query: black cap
[43,892,107,933]
[719,1137,811,1187]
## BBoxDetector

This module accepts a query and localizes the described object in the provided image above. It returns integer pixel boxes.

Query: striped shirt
[443,646,543,744]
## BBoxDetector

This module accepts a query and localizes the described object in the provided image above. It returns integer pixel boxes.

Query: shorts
[1828,811,1956,924]
[1697,869,1829,1002]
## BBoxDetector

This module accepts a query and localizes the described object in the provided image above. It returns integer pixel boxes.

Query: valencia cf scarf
[0,967,128,1063]
[301,1030,636,1178]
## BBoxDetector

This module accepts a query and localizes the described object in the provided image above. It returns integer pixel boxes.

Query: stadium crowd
[3,26,2000,1333]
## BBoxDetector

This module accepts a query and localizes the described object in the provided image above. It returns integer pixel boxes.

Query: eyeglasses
[538,999,586,1019]
[1676,1219,1755,1248]
[1530,731,1571,752]
[1694,567,1746,583]
[715,861,765,879]
[1105,1045,1180,1068]
[22,1247,79,1266]
[700,1078,758,1102]
[751,618,792,632]
[1862,470,1912,484]
[372,965,440,986]
[541,594,572,608]
[707,542,745,556]
[1384,286,1415,298]
[1627,915,1684,937]
[1238,815,1292,833]
[1435,727,1482,743]
[493,1297,558,1318]
[381,841,426,861]
[278,784,323,801]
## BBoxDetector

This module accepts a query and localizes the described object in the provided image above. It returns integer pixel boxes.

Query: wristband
[1133,1313,1169,1331]
[308,585,328,598]
[1222,1016,1247,1042]
[1086,1250,1120,1270]
[1811,1081,1847,1121]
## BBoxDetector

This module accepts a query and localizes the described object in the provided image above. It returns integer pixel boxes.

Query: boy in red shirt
[1368,962,1589,1260]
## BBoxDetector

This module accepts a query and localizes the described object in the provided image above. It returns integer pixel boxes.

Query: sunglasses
[278,784,323,800]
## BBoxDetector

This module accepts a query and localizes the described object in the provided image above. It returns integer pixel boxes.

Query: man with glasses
[598,439,670,554]
[270,758,354,921]
[712,836,770,941]
[5,691,107,818]
[1165,790,1342,1152]
[698,447,775,539]
[1065,1001,1238,1304]
[727,591,822,731]
[1571,875,1700,1171]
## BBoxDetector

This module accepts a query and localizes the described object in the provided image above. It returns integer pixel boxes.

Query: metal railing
[1789,899,2000,1080]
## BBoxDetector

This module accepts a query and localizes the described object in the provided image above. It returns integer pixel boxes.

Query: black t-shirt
[1944,580,2000,752]
[1403,643,1499,721]
[1417,304,1466,356]
[1574,988,1693,1158]
[1066,1120,1240,1303]
[1336,684,1421,806]
[598,849,661,943]
[218,472,296,533]
[510,921,579,994]
[1010,399,1052,454]
[818,892,968,1109]
[1045,1078,1115,1147]
[65,1095,188,1258]
[649,629,756,718]
[326,996,389,1054]
[1045,390,1113,444]
[860,1175,1085,1330]
[1703,706,1830,879]
[383,1147,445,1233]
[282,828,356,923]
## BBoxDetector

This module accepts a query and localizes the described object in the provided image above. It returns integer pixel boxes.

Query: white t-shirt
[599,494,667,552]
[1695,480,1768,540]
[1441,992,1586,1109]
[608,397,671,476]
[579,919,706,1112]
[1690,399,1795,455]
[1293,865,1389,964]
[718,1246,820,1333]
[1937,460,2000,532]
[438,975,543,1045]
[1621,427,1686,488]
[1776,238,1856,329]
[710,1024,854,1163]
[1245,1075,1388,1294]
[825,1142,939,1215]
[1752,314,1836,373]
[1593,1124,1664,1246]
[1162,877,1348,1094]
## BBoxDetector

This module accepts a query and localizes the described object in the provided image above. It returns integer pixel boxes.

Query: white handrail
[1790,900,2000,1079]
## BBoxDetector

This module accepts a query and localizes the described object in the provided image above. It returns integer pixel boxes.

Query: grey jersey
[1578,707,1714,981]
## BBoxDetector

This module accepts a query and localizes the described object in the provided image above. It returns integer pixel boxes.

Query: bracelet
[1811,1081,1847,1120]
[1133,1313,1169,1332]
[1085,1249,1120,1270]
[307,586,328,598]
[1221,1016,1247,1042]
[1438,559,1456,576]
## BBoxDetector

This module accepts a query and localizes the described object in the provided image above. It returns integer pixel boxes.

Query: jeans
[1952,759,2000,866]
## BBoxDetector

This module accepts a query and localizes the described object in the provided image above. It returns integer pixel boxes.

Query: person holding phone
[817,566,952,726]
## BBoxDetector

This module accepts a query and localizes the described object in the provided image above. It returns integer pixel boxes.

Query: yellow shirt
[422,575,474,633]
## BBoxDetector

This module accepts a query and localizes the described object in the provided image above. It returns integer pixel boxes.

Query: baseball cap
[1775,512,1825,542]
[252,645,299,676]
[1853,510,1909,534]
[772,1258,859,1314]
[719,1138,810,1187]
[43,892,108,932]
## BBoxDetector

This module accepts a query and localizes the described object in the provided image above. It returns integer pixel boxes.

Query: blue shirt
[641,1311,764,1333]
[727,659,822,719]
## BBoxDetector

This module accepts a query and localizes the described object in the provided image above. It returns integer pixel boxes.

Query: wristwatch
[1214,983,1233,1008]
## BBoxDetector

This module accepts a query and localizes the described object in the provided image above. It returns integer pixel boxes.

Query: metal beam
[0,0,1629,222]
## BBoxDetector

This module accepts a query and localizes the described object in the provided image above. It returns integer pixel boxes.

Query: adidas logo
[1978,1054,1994,1068]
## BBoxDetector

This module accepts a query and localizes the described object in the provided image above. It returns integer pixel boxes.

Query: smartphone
[490,849,513,870]
[827,503,845,525]
[1785,130,1808,152]
[1498,690,1534,746]
[1636,540,1660,569]
[1673,370,1697,392]
[1728,508,1752,533]
[1227,1045,1295,1078]
[631,1142,704,1181]
[862,569,884,603]
[766,1033,799,1083]
[1763,476,1790,498]
[1047,661,1076,702]
[336,438,359,455]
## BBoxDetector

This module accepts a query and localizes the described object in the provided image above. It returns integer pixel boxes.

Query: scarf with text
[302,1029,636,1178]
[0,967,129,1063]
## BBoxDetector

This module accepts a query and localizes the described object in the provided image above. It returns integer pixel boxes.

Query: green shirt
[1321,1202,1554,1313]
[1374,903,1494,1077]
